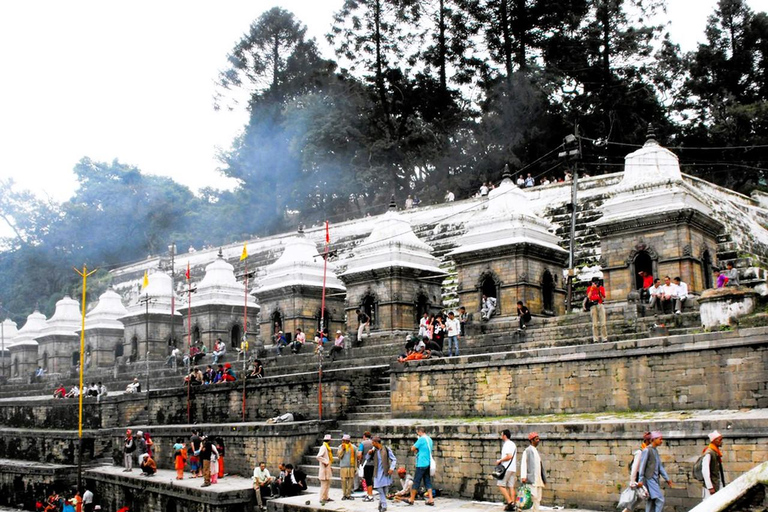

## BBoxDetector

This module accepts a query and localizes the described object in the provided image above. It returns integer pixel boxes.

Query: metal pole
[241,258,248,422]
[566,168,579,312]
[145,297,150,418]
[319,221,329,423]
[169,244,176,347]
[187,269,192,424]
[74,265,96,493]
[1,316,4,380]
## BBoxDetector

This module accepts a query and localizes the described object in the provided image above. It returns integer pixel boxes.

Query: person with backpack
[637,432,673,512]
[495,429,517,511]
[587,277,607,342]
[620,432,651,512]
[696,430,725,500]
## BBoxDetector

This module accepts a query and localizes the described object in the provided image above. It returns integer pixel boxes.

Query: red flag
[185,262,190,280]
[325,221,330,244]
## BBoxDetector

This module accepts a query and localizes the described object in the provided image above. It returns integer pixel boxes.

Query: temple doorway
[633,251,654,289]
[542,270,555,313]
[230,324,241,349]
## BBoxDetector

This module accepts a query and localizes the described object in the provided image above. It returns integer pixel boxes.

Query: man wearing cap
[520,432,546,512]
[337,434,358,500]
[365,436,397,512]
[637,432,673,512]
[701,431,725,500]
[317,433,334,505]
[329,331,345,362]
[407,426,435,506]
[622,432,652,512]
[390,467,414,501]
[496,429,517,511]
[122,429,135,472]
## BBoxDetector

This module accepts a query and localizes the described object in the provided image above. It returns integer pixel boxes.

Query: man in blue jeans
[407,427,435,506]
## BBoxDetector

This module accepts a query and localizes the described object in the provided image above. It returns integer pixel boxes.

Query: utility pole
[168,243,176,348]
[74,264,97,493]
[138,295,155,419]
[559,130,582,313]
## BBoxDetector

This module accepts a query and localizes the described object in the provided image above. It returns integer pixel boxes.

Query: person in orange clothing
[174,439,187,480]
[216,438,226,479]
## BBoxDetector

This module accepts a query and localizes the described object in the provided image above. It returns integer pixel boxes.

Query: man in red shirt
[587,277,607,342]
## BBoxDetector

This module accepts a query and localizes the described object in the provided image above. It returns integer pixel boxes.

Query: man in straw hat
[637,431,673,512]
[317,433,334,505]
[701,430,725,500]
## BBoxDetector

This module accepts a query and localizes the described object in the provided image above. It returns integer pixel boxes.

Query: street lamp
[559,131,582,312]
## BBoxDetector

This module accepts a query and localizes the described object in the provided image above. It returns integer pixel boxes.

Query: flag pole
[318,221,329,423]
[240,244,249,421]
[74,264,97,493]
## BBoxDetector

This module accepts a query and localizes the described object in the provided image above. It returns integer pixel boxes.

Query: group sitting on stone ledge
[53,381,108,399]
[183,362,237,386]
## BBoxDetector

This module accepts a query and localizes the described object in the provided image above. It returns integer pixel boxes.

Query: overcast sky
[0,0,761,204]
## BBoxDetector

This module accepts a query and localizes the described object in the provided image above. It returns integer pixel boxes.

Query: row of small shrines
[0,136,724,380]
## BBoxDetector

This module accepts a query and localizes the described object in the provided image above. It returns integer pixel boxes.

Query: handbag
[357,461,365,478]
[430,455,436,477]
[517,484,533,510]
[492,458,514,480]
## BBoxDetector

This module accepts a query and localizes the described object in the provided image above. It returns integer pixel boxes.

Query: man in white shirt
[391,467,414,500]
[659,276,678,314]
[445,311,461,357]
[673,277,689,314]
[701,431,724,500]
[647,278,662,313]
[496,429,517,511]
[480,182,490,196]
[253,461,276,510]
[481,295,498,321]
[516,175,525,187]
[212,338,227,364]
[445,190,455,202]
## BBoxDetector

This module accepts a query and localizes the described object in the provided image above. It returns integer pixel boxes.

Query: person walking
[621,432,651,512]
[122,429,135,472]
[317,434,334,505]
[637,432,673,512]
[496,429,517,511]
[337,434,358,500]
[520,432,546,512]
[701,430,725,500]
[358,431,375,502]
[407,426,435,506]
[445,311,461,357]
[365,436,397,512]
[587,277,607,342]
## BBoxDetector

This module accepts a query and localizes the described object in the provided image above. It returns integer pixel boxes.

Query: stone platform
[85,465,255,512]
[0,458,76,510]
[269,488,600,512]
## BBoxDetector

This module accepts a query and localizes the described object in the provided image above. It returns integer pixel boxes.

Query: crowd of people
[36,488,94,512]
[52,381,108,400]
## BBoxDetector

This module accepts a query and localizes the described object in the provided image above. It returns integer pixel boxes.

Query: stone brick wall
[109,422,320,477]
[348,419,767,512]
[257,290,345,344]
[84,327,124,368]
[0,429,110,465]
[390,333,768,417]
[0,459,76,510]
[85,468,255,512]
[0,366,379,429]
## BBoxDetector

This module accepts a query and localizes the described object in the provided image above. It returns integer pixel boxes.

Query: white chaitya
[196,254,259,308]
[341,204,443,276]
[595,135,713,227]
[450,171,566,257]
[40,296,81,337]
[9,310,46,348]
[256,234,345,294]
[1,319,18,344]
[123,271,181,317]
[85,288,128,330]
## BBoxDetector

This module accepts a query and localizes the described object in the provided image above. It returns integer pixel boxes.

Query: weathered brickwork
[0,367,379,429]
[0,430,110,465]
[0,459,76,510]
[348,420,767,512]
[390,335,768,417]
[257,288,345,344]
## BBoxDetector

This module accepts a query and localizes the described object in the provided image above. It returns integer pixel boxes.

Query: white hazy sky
[0,0,762,203]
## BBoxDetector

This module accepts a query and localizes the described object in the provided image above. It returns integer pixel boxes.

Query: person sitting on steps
[517,301,532,331]
[481,294,497,321]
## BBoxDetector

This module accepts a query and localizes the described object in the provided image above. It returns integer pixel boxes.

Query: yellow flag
[142,270,149,289]
[240,243,248,261]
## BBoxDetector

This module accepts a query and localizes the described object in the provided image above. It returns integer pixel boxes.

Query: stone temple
[0,134,767,512]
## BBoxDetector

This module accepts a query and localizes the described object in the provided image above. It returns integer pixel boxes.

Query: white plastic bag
[617,487,638,510]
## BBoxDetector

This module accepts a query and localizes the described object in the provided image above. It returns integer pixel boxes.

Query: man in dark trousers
[517,301,532,331]
[200,435,214,487]
[279,464,307,497]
